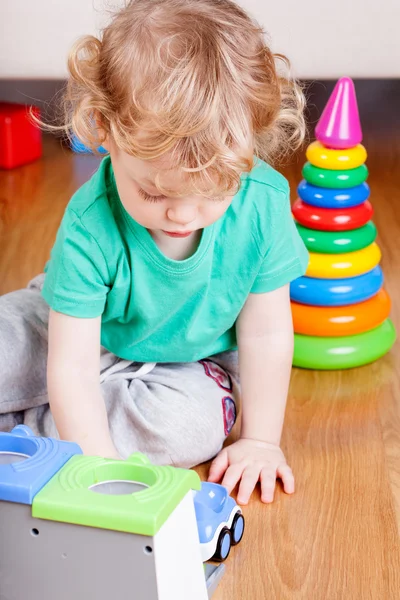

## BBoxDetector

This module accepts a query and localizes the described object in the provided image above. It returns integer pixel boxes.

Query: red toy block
[0,103,42,169]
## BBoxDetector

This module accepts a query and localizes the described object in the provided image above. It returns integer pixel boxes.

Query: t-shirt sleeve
[251,188,309,294]
[42,208,110,317]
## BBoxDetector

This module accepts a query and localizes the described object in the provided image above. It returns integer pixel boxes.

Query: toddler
[0,0,308,505]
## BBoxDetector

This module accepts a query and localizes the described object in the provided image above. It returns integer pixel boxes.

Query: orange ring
[291,289,391,336]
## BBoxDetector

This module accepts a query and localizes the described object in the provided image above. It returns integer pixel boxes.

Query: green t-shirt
[42,156,309,362]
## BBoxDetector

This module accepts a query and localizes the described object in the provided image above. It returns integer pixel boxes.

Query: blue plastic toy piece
[0,426,82,505]
[297,180,370,208]
[70,134,107,155]
[194,482,244,562]
[290,266,384,307]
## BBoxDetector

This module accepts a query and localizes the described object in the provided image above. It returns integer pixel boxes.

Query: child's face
[108,140,234,239]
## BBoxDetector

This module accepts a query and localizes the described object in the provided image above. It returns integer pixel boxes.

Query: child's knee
[166,371,238,468]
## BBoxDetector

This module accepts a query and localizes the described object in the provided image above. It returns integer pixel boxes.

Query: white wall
[0,0,399,79]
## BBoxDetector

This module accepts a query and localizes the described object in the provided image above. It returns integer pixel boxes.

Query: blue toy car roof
[194,482,236,543]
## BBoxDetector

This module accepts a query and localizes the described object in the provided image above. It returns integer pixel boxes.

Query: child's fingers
[237,466,261,505]
[277,463,295,494]
[221,462,246,494]
[208,449,229,483]
[260,467,277,503]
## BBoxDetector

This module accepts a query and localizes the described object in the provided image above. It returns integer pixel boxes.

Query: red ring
[292,199,373,231]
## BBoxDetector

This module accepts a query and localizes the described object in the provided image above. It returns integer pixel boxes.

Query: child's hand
[208,438,294,505]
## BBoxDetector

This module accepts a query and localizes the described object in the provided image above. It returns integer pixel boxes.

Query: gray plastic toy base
[89,480,148,495]
[0,451,29,465]
[0,501,160,600]
[0,500,223,600]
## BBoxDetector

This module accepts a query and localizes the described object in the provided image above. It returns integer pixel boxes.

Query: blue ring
[297,180,370,208]
[290,266,383,306]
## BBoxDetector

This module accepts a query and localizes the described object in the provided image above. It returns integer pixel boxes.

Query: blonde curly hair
[63,0,306,196]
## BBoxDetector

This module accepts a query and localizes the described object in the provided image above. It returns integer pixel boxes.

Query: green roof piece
[32,453,201,536]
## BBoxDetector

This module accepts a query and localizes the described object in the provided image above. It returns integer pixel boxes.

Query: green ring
[295,221,377,254]
[302,162,369,188]
[293,319,396,370]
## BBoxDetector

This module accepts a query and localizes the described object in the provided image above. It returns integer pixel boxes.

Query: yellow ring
[306,242,381,278]
[306,141,367,170]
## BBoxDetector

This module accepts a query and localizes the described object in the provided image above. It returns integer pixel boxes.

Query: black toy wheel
[212,527,232,562]
[230,512,245,545]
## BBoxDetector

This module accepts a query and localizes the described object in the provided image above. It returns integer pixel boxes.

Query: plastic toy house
[0,427,214,600]
[0,103,42,169]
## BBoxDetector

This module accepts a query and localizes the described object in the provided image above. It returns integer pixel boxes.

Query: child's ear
[94,112,110,151]
[100,136,110,152]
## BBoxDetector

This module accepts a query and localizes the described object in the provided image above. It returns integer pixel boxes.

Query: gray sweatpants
[0,275,239,468]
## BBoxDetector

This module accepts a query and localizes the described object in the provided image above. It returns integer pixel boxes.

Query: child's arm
[47,309,119,458]
[208,283,295,504]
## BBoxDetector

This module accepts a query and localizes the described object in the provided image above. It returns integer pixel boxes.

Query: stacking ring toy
[291,289,391,337]
[292,199,373,231]
[306,242,381,279]
[306,141,367,170]
[293,318,396,370]
[302,162,369,188]
[297,180,370,209]
[290,266,383,306]
[296,221,377,254]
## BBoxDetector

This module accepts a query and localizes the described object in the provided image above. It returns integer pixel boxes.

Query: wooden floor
[1,81,399,599]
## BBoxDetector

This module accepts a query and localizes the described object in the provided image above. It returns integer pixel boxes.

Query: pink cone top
[315,77,363,149]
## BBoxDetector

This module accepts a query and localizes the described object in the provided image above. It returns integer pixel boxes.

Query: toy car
[194,482,245,562]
